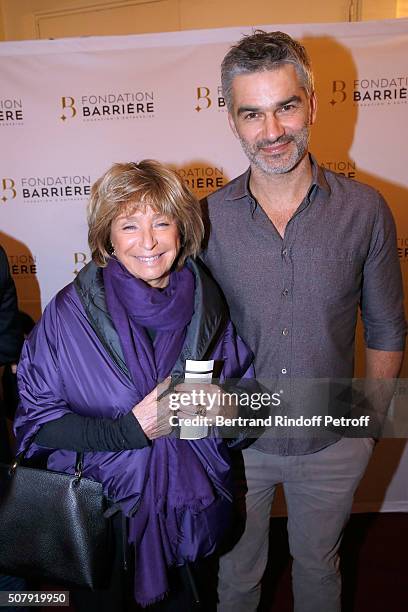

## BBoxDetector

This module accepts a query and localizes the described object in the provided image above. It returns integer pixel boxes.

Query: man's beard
[239,125,310,175]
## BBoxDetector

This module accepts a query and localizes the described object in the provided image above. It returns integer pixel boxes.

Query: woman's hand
[132,377,173,440]
[173,382,237,423]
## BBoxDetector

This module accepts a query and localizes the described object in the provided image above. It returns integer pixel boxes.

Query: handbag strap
[14,438,84,480]
[74,452,84,477]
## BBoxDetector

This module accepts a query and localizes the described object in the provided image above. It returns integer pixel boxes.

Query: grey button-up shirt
[202,156,407,455]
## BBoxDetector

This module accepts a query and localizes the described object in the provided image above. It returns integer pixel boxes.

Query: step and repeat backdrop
[1,18,407,512]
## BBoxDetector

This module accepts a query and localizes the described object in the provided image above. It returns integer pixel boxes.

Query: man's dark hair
[221,30,314,111]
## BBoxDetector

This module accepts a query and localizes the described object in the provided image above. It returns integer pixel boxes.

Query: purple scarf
[15,258,243,607]
[103,257,194,396]
[103,258,232,606]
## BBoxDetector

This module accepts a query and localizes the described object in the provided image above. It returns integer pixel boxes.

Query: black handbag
[0,451,113,589]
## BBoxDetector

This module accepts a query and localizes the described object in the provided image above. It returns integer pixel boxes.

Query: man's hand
[132,377,173,440]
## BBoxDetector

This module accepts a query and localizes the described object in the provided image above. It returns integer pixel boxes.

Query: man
[0,244,25,609]
[0,244,23,463]
[202,31,406,612]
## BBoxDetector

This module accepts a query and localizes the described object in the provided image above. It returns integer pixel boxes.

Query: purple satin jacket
[14,261,253,605]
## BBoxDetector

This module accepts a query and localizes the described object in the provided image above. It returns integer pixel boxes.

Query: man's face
[228,64,317,175]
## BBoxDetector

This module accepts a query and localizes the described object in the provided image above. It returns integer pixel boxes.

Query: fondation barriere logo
[8,254,37,277]
[398,237,408,262]
[60,91,155,122]
[0,98,24,126]
[2,175,91,204]
[330,76,408,107]
[21,175,91,201]
[1,178,17,203]
[321,160,357,179]
[195,86,226,112]
[73,252,89,275]
[177,166,226,197]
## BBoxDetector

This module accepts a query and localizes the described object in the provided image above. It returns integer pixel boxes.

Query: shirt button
[282,328,289,336]
[281,368,287,374]
[282,249,288,257]
[282,288,289,297]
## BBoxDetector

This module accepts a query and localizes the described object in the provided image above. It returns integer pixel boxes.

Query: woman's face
[110,205,181,288]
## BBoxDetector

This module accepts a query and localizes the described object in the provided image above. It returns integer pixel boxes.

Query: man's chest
[204,198,369,309]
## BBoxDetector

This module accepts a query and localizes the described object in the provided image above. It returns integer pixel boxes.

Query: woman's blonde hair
[88,159,204,268]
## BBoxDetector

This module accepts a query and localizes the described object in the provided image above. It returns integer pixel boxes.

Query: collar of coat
[74,257,228,383]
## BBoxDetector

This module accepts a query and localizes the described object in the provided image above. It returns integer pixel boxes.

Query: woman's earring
[109,242,115,255]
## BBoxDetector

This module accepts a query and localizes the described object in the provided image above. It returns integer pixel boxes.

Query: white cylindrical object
[179,359,214,439]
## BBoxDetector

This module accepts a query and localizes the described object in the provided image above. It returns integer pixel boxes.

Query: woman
[14,160,253,610]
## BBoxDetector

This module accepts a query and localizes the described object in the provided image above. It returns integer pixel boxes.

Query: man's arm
[0,246,23,365]
[361,348,403,435]
[358,193,406,435]
[365,348,403,380]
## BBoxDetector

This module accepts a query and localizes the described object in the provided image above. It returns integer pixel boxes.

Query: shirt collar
[225,167,251,201]
[225,153,331,203]
[311,154,331,197]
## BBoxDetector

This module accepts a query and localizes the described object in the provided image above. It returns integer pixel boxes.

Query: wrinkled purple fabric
[129,436,234,605]
[103,258,194,393]
[15,265,253,606]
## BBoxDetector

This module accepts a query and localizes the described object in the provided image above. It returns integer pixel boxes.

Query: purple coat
[15,259,253,605]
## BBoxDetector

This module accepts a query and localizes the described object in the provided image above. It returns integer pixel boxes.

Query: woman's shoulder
[188,257,228,313]
[32,267,95,337]
[45,281,82,318]
[47,261,102,315]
